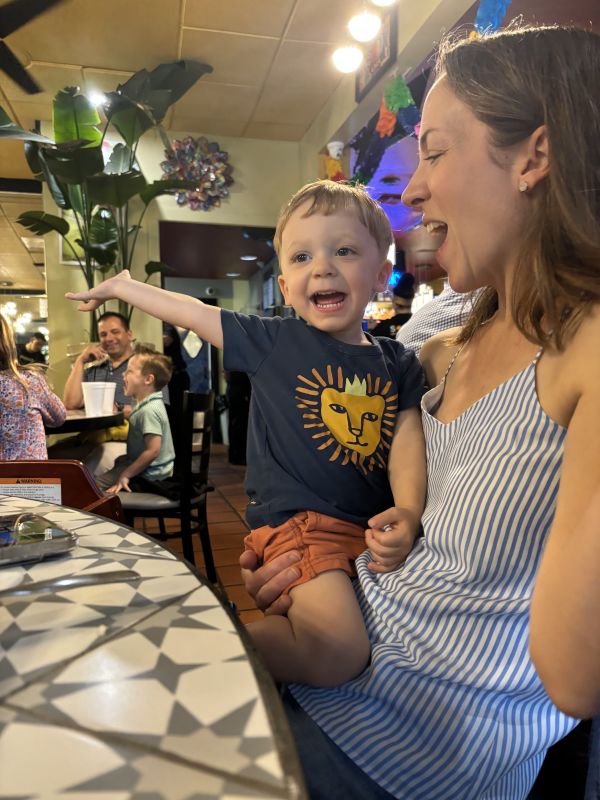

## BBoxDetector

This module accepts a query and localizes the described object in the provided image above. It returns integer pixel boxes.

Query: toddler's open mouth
[311,290,346,310]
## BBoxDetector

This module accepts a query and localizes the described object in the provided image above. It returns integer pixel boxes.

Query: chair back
[0,460,125,522]
[178,391,214,500]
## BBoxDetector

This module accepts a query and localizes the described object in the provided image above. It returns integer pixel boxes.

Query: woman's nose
[402,166,429,209]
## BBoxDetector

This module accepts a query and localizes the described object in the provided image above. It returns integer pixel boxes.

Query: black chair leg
[180,507,196,566]
[197,500,217,584]
[158,517,167,537]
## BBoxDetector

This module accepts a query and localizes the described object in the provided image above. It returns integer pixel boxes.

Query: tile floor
[132,444,262,624]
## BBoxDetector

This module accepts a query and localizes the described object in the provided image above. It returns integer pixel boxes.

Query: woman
[241,25,600,800]
[0,314,66,459]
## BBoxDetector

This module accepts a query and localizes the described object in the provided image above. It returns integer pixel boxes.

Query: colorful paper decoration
[161,136,234,211]
[474,0,512,32]
[351,75,420,184]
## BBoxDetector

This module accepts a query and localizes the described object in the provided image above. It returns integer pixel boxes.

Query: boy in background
[96,348,175,494]
[67,180,426,687]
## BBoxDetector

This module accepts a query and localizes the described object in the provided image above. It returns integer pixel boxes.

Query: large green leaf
[0,107,52,142]
[104,142,133,175]
[139,179,197,206]
[89,207,118,245]
[76,239,118,267]
[145,260,170,277]
[67,184,84,217]
[43,145,104,185]
[17,211,70,237]
[87,170,147,208]
[103,93,154,148]
[147,61,213,116]
[52,87,102,148]
[24,144,71,209]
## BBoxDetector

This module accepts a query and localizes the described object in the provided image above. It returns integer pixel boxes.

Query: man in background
[50,312,135,473]
[17,331,47,365]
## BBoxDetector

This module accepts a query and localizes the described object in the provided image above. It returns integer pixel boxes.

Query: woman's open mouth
[311,290,346,311]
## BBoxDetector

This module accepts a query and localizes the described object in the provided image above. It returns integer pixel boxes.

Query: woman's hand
[65,270,133,311]
[239,549,301,616]
[366,506,421,573]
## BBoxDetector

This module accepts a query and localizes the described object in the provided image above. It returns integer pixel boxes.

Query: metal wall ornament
[161,136,234,211]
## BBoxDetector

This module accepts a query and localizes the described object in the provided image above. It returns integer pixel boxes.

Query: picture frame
[355,9,398,104]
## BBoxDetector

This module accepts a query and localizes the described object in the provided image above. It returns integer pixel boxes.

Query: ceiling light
[240,254,258,261]
[371,0,398,7]
[332,46,364,74]
[88,91,107,107]
[348,11,382,42]
[226,272,241,277]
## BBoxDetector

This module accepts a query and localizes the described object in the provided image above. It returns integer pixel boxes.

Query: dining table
[0,495,307,799]
[46,408,125,435]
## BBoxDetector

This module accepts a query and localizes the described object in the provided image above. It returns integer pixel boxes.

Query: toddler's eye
[292,253,310,263]
[337,247,354,256]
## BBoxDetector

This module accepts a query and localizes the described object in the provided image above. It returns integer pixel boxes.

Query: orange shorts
[245,511,366,593]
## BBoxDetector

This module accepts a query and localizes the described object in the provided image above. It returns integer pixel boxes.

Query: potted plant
[0,59,211,338]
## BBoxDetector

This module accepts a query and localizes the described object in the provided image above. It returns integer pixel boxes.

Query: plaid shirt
[396,286,484,355]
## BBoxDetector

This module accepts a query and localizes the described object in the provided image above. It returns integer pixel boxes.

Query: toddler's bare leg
[246,570,370,687]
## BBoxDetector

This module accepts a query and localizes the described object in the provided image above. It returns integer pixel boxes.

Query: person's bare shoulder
[419,327,463,388]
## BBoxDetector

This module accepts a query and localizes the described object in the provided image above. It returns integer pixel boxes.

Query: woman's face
[402,78,525,293]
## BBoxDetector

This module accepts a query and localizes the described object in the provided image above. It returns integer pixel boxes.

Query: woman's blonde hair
[274,180,393,259]
[437,25,600,349]
[0,313,31,391]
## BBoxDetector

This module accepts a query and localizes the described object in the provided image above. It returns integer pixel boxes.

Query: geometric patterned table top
[0,496,306,799]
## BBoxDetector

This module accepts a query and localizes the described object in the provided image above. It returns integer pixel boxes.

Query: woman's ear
[519,125,550,191]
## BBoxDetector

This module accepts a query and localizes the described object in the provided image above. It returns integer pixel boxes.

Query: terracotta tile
[225,584,256,612]
[239,609,262,624]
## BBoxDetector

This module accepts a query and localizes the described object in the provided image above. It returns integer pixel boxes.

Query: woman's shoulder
[418,327,463,386]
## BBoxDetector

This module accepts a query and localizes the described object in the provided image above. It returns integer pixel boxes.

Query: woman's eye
[424,152,443,163]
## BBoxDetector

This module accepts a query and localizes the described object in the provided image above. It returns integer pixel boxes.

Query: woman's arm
[529,312,600,718]
[34,372,67,427]
[530,490,600,718]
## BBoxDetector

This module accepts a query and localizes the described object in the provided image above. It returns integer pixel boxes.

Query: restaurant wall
[136,130,301,227]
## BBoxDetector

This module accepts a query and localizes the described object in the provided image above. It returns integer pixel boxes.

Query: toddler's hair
[132,343,173,390]
[274,180,393,258]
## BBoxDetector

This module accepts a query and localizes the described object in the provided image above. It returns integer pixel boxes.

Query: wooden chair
[119,392,217,582]
[0,460,124,522]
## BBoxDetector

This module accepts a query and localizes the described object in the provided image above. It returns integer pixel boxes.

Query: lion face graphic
[295,367,397,473]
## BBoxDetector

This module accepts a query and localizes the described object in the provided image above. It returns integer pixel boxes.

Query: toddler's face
[123,356,148,398]
[278,203,391,345]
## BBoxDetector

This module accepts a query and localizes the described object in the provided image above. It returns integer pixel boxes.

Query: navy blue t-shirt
[222,311,426,529]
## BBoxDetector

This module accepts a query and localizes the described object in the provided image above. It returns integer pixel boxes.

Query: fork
[0,569,141,599]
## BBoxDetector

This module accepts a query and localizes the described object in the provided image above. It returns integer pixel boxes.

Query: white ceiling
[0,0,371,292]
[0,0,369,182]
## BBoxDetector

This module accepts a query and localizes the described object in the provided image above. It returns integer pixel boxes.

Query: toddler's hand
[365,506,421,573]
[65,270,133,311]
[106,475,131,494]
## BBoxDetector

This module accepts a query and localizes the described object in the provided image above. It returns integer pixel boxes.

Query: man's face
[29,338,43,352]
[98,316,133,361]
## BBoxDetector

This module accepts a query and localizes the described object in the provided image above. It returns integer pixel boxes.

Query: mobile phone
[0,514,77,565]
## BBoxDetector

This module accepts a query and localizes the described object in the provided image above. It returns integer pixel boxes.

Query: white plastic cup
[82,382,116,416]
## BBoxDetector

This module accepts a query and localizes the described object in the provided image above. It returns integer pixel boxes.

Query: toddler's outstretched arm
[66,270,224,348]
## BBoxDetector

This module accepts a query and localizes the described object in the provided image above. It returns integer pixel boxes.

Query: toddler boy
[67,180,426,687]
[96,348,175,494]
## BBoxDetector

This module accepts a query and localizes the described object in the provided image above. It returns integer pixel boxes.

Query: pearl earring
[519,181,529,193]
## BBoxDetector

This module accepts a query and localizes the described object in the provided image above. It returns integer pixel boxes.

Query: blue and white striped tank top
[291,352,578,799]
